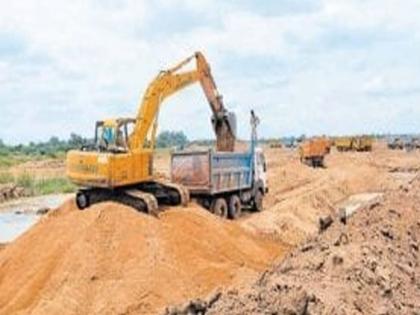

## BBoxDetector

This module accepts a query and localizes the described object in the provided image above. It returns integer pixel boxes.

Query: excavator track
[75,182,188,215]
[159,182,190,207]
[75,188,159,215]
[123,190,159,216]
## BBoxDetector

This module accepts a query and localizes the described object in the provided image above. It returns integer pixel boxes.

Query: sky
[0,0,419,144]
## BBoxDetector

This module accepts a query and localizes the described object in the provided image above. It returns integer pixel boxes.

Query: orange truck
[299,137,331,167]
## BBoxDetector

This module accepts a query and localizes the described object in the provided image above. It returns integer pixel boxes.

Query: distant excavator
[66,52,236,214]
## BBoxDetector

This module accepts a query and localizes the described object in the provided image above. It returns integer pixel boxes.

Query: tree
[48,136,60,147]
[156,131,188,149]
[68,133,87,148]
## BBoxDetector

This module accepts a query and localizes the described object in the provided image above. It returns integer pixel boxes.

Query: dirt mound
[0,200,286,315]
[1,147,418,315]
[199,177,420,315]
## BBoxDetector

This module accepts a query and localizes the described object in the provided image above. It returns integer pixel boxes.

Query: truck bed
[171,150,253,195]
[299,138,329,158]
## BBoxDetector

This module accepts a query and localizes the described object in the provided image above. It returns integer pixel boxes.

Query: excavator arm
[195,52,237,152]
[129,52,236,152]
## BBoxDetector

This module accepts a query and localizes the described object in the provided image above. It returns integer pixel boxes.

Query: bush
[16,173,35,192]
[156,131,188,149]
[0,172,14,184]
[34,177,75,195]
[0,173,75,196]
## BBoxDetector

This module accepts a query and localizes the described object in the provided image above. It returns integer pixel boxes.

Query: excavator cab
[94,118,135,153]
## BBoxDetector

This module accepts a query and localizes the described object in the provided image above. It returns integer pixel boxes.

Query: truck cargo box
[352,136,373,151]
[171,150,253,195]
[299,138,330,158]
[335,137,353,151]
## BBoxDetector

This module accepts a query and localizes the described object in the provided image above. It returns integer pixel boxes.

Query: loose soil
[0,201,286,315]
[204,176,420,315]
[0,142,419,315]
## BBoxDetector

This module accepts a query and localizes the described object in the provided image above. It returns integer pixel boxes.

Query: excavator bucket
[226,111,237,138]
[212,111,237,152]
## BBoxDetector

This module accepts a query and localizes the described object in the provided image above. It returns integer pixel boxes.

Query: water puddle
[0,213,39,242]
[0,193,72,213]
[0,193,72,243]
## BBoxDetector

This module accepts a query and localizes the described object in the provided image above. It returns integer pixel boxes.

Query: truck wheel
[252,190,263,212]
[211,198,228,218]
[228,195,242,219]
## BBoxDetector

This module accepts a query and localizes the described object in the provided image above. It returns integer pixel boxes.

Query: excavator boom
[196,52,236,151]
[130,52,236,152]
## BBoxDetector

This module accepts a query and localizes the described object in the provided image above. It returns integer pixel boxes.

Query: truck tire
[211,198,228,218]
[228,195,242,219]
[252,190,263,212]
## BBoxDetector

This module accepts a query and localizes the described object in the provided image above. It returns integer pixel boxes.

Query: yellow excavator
[66,52,236,214]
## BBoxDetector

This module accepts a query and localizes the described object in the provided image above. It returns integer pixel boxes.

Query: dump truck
[171,111,267,219]
[352,136,373,152]
[404,137,420,151]
[66,52,236,214]
[299,137,330,167]
[387,138,404,150]
[335,137,353,152]
[335,136,373,152]
[412,138,420,150]
[269,141,282,148]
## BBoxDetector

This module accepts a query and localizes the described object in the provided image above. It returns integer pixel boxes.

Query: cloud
[0,0,419,144]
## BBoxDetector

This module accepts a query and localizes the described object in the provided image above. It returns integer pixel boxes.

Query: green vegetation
[0,134,88,167]
[0,172,14,184]
[0,131,187,162]
[156,131,188,149]
[33,177,75,195]
[0,134,80,195]
[1,172,75,196]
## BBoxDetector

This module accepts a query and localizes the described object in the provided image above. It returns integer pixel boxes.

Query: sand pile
[1,147,418,315]
[194,177,420,315]
[0,200,286,315]
[153,147,418,249]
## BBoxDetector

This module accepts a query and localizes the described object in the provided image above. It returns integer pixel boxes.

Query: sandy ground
[205,174,420,315]
[0,143,419,314]
[0,201,286,315]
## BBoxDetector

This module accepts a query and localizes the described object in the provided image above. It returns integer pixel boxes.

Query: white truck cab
[254,147,268,194]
